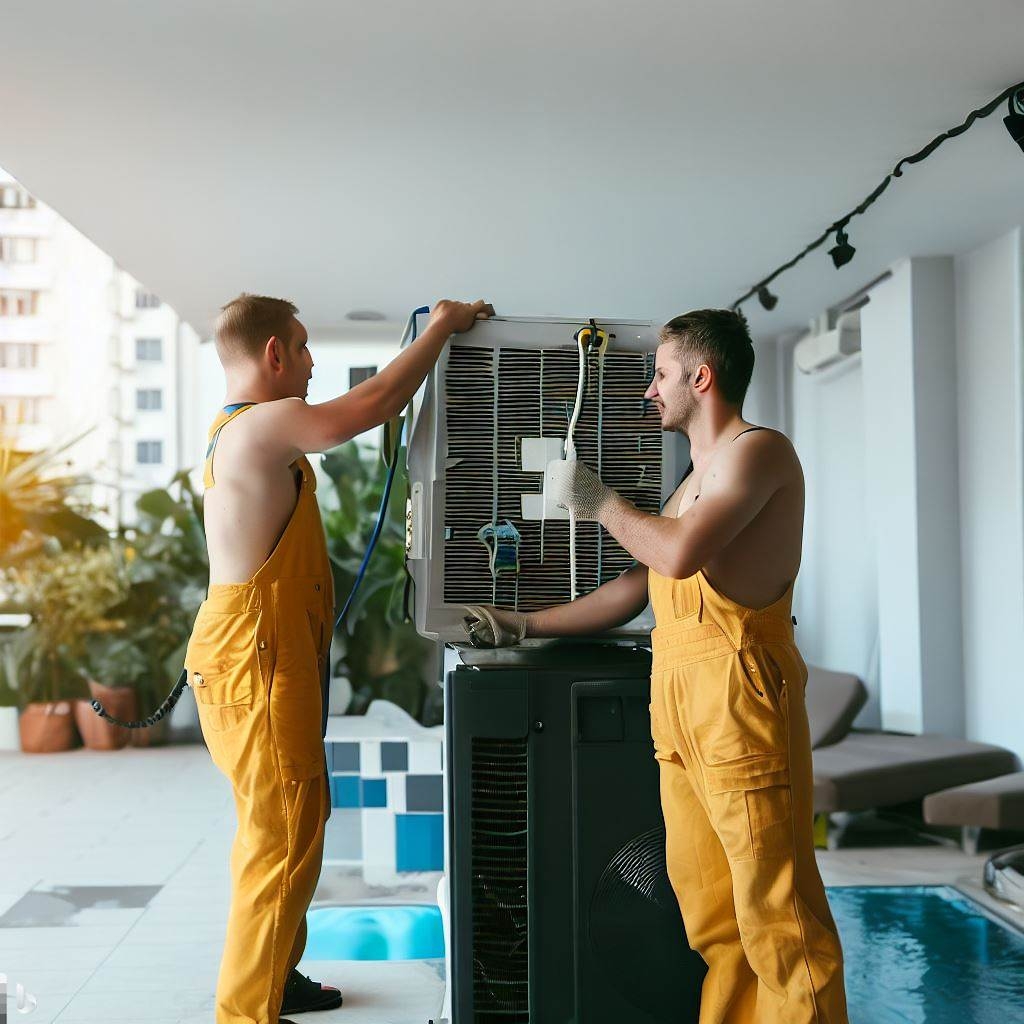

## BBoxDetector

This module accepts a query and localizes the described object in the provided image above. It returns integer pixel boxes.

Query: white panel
[408,741,443,774]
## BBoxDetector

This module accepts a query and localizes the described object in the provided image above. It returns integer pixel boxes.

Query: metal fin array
[443,344,662,610]
[471,737,529,1021]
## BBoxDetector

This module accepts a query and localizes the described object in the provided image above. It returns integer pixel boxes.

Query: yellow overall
[648,566,848,1023]
[185,404,334,1024]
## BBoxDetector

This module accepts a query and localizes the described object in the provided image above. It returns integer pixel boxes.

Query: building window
[0,237,37,263]
[135,337,163,362]
[0,186,35,209]
[0,397,42,424]
[0,343,39,369]
[136,388,162,411]
[135,289,161,309]
[136,440,163,464]
[0,290,38,316]
[349,366,378,388]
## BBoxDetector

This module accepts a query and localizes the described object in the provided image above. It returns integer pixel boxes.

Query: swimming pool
[830,885,1024,1023]
[304,886,1024,1022]
[304,905,444,961]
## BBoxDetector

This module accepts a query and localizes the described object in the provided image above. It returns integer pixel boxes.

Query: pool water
[829,885,1024,1024]
[304,905,444,961]
[303,886,1024,1023]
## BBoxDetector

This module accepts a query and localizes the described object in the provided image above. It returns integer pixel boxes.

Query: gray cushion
[923,772,1024,830]
[812,731,1019,814]
[805,665,868,749]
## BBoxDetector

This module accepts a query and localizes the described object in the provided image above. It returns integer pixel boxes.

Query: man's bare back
[204,405,308,584]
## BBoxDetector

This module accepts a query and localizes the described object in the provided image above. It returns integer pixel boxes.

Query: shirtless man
[465,309,849,1023]
[185,294,492,1024]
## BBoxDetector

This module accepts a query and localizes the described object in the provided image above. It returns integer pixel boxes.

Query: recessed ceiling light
[345,309,386,321]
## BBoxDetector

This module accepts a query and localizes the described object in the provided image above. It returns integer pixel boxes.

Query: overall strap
[203,402,256,488]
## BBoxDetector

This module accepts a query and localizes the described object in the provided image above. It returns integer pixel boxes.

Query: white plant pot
[0,707,21,751]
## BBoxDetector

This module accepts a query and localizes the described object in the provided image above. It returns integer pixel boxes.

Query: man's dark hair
[660,308,755,406]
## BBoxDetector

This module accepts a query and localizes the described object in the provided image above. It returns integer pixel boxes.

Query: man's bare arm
[259,300,493,461]
[526,563,650,637]
[596,433,790,579]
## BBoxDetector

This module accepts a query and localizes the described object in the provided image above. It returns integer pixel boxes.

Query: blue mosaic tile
[405,774,444,812]
[331,742,360,772]
[331,775,360,808]
[396,813,444,872]
[361,778,387,808]
[381,741,409,772]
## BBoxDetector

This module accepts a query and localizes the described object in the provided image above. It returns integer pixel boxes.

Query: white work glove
[462,605,529,648]
[546,458,616,521]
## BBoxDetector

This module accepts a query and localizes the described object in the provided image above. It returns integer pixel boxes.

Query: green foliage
[320,442,436,722]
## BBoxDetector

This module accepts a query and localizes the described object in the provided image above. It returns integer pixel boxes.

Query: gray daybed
[803,666,1021,845]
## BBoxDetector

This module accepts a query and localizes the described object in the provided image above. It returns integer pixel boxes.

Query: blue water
[829,885,1024,1024]
[303,886,1024,1023]
[304,905,444,961]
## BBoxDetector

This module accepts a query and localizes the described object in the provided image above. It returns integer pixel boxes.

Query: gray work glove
[546,458,616,521]
[463,605,529,648]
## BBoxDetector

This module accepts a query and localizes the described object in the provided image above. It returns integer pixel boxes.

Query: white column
[860,257,965,736]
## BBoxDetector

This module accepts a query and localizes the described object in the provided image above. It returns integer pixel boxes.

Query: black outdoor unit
[445,641,706,1023]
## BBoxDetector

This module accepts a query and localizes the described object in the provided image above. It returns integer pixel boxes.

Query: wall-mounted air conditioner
[794,309,861,374]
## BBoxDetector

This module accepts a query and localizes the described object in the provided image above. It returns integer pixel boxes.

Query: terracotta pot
[19,701,78,753]
[129,712,171,747]
[74,680,137,750]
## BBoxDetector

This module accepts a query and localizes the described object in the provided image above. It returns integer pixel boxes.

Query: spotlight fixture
[1005,87,1024,154]
[828,228,856,269]
[757,285,778,311]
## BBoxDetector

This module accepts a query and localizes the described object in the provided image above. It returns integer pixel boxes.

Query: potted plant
[319,442,438,723]
[8,543,134,752]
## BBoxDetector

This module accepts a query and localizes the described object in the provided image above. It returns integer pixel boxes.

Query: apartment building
[0,169,200,525]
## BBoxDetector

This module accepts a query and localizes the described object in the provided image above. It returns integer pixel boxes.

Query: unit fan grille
[471,737,529,1022]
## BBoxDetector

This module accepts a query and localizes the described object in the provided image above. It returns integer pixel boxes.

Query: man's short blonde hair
[214,293,298,363]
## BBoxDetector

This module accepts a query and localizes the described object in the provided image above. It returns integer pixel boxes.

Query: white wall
[788,347,880,725]
[955,228,1024,759]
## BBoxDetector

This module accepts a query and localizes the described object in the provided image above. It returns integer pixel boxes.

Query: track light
[1005,87,1024,154]
[828,228,856,269]
[757,286,778,311]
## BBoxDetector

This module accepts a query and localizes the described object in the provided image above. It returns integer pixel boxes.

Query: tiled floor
[2,743,1019,1023]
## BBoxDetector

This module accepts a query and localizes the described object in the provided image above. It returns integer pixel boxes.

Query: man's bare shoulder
[212,399,309,473]
[705,427,801,494]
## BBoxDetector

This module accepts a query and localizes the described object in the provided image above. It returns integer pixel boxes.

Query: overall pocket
[269,576,330,781]
[185,606,259,734]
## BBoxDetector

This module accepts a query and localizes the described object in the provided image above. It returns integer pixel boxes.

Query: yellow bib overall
[648,566,848,1023]
[185,404,334,1024]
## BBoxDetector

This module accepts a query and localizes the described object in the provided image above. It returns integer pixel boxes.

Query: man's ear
[267,335,282,370]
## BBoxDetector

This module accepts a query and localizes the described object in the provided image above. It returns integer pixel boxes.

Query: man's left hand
[546,459,617,521]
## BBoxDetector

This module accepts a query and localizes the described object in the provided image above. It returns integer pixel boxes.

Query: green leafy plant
[319,442,437,722]
[87,471,209,712]
[6,543,129,705]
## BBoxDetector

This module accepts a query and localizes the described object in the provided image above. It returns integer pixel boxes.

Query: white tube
[565,333,588,601]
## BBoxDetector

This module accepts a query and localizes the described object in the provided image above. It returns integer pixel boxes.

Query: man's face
[276,317,313,399]
[644,342,697,433]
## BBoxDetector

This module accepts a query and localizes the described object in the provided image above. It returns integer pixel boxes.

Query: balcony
[0,207,54,237]
[0,317,50,342]
[0,369,54,396]
[0,262,53,290]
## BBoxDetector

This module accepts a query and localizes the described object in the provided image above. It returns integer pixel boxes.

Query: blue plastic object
[303,905,444,961]
[829,885,1024,1023]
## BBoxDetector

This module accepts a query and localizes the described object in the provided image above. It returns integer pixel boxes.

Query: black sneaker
[280,968,344,1014]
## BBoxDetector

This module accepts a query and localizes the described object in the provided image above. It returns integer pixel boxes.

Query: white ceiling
[2,1,1023,340]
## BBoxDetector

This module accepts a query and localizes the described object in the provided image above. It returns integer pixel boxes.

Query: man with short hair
[466,309,849,1023]
[187,294,492,1024]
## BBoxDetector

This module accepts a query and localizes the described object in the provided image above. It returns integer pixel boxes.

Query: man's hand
[546,459,619,522]
[429,299,495,337]
[463,605,529,648]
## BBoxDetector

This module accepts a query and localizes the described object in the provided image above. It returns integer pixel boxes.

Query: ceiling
[2,1,1023,340]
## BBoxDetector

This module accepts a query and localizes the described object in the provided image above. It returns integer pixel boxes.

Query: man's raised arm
[264,299,492,460]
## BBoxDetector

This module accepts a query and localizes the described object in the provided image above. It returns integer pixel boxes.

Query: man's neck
[685,409,748,467]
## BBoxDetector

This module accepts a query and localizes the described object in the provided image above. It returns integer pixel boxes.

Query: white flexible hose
[565,334,588,601]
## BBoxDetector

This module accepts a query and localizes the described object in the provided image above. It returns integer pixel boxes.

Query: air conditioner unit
[405,315,689,641]
[793,310,861,374]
